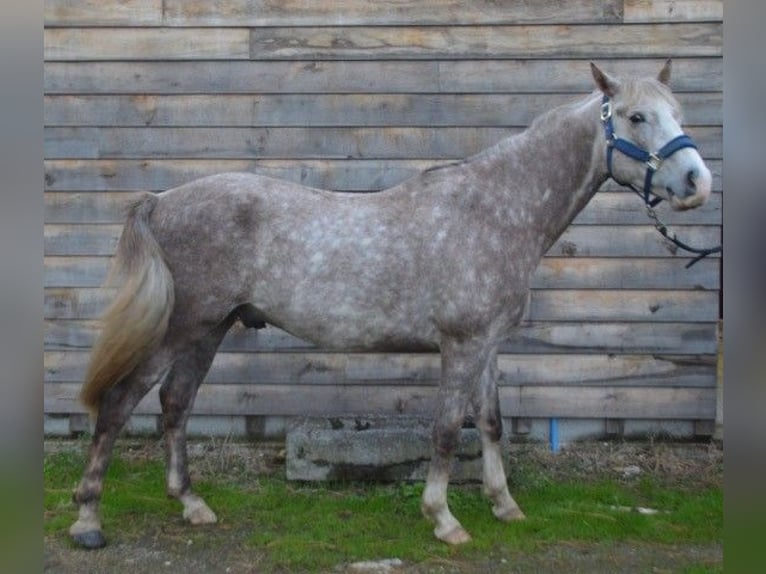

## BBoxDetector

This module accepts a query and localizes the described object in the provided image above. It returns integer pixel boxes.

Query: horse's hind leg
[160,319,234,526]
[70,352,172,549]
[472,350,525,523]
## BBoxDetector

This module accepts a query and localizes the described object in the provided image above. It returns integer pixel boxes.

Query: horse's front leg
[421,337,490,545]
[473,350,525,523]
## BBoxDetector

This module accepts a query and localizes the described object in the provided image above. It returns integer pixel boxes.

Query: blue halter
[600,95,698,207]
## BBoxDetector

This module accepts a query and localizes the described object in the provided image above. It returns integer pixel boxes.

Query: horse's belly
[248,273,436,349]
[263,301,441,352]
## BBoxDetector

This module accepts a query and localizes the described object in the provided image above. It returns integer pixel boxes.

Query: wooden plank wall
[43,0,723,437]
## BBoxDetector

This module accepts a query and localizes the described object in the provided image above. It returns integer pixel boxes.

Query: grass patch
[44,441,722,571]
[239,479,721,570]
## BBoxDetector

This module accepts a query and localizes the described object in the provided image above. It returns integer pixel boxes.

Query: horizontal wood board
[45,1,722,27]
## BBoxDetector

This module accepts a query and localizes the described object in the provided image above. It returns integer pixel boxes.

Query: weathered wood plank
[44,126,512,160]
[245,24,721,61]
[532,257,719,290]
[45,288,113,320]
[550,225,721,258]
[44,224,121,256]
[40,93,513,126]
[44,126,722,160]
[44,24,720,62]
[45,257,110,288]
[624,0,722,23]
[43,255,720,290]
[44,92,723,127]
[162,0,624,27]
[439,58,723,94]
[504,385,716,419]
[44,28,251,61]
[44,59,724,95]
[528,290,718,322]
[44,287,719,322]
[44,0,720,28]
[45,319,718,355]
[43,381,717,419]
[45,0,163,26]
[44,350,715,388]
[43,159,723,197]
[43,223,721,259]
[45,192,140,224]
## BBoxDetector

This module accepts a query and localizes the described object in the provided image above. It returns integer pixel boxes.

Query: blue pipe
[549,418,560,453]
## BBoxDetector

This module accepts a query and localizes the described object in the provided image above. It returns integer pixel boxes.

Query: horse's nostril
[686,168,698,191]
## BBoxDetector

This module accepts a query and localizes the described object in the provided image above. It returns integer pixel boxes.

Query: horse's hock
[286,416,501,482]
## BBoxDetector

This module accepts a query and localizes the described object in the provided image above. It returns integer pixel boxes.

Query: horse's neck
[477,93,608,253]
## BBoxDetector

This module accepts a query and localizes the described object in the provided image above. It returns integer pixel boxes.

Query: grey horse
[70,61,711,548]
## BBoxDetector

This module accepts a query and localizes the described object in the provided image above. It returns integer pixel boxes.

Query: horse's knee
[475,392,503,441]
[433,421,462,457]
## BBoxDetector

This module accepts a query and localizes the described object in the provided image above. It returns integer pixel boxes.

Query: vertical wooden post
[714,319,723,441]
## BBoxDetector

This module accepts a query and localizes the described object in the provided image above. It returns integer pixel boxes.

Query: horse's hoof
[184,505,218,525]
[436,526,472,545]
[71,530,106,549]
[494,506,526,522]
[181,493,218,525]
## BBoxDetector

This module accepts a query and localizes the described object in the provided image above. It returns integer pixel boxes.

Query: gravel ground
[44,438,723,573]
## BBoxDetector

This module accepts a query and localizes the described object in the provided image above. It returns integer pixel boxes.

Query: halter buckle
[600,101,612,121]
[646,153,662,172]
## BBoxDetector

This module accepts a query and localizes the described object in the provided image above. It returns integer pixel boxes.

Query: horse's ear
[657,58,672,86]
[590,62,619,97]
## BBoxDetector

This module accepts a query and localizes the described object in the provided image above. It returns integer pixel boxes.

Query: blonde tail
[80,193,175,414]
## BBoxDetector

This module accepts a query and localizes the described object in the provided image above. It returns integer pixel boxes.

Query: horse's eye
[629,112,646,124]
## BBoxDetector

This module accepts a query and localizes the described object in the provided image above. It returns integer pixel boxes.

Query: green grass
[44,445,722,571]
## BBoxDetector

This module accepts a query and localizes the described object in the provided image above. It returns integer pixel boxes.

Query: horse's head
[590,60,712,210]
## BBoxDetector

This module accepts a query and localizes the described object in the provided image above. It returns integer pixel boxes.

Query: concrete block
[623,419,694,439]
[186,415,247,437]
[246,415,289,439]
[44,414,71,437]
[69,413,92,435]
[123,415,158,435]
[286,415,506,483]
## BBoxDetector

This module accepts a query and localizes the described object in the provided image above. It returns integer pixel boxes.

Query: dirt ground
[44,439,723,573]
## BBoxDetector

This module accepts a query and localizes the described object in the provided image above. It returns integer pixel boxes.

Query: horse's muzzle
[667,166,712,210]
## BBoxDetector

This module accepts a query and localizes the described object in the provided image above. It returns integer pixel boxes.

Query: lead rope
[642,202,722,268]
